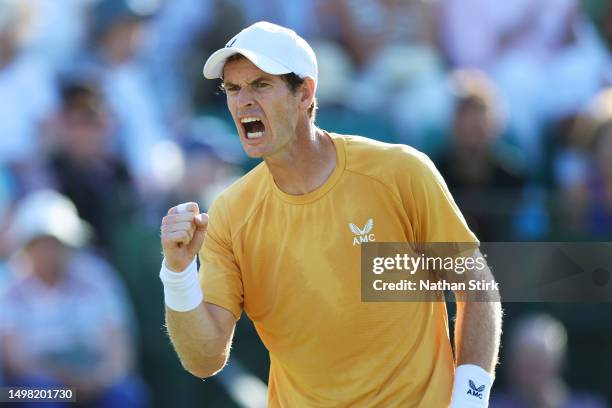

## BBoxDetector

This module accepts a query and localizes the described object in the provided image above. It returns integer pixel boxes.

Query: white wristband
[159,257,203,312]
[449,364,493,408]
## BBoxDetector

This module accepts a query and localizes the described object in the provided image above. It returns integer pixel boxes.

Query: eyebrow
[222,76,273,88]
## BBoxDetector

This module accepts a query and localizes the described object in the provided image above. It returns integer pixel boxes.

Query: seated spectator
[0,0,58,185]
[88,2,171,196]
[583,121,612,235]
[46,80,139,253]
[491,314,608,408]
[21,0,92,72]
[436,70,526,240]
[558,88,612,237]
[0,190,148,407]
[565,118,612,237]
[441,0,609,165]
[320,0,437,69]
[172,117,244,210]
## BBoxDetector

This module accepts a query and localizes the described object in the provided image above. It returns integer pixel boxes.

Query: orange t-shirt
[199,132,477,407]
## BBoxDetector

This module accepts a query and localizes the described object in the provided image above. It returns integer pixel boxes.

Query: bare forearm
[165,303,232,377]
[454,300,502,373]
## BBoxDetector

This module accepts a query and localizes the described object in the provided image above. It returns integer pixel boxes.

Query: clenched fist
[161,202,209,272]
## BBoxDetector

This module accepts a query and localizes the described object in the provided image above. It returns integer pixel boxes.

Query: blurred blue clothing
[0,250,137,380]
[586,172,612,236]
[0,52,57,166]
[24,0,91,71]
[491,390,609,408]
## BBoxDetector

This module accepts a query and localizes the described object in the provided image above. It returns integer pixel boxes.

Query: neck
[265,123,337,195]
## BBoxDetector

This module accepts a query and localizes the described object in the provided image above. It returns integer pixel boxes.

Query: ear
[299,77,316,112]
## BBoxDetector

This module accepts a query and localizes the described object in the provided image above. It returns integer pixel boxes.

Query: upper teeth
[241,117,260,123]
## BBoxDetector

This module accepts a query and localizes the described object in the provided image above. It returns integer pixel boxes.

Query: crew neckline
[268,131,346,204]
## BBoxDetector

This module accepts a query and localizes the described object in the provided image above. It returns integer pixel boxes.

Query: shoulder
[207,162,271,234]
[336,133,437,183]
[212,162,269,207]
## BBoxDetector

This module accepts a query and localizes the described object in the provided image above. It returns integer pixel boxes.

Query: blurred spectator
[314,0,447,146]
[491,314,608,408]
[436,70,526,240]
[0,242,10,385]
[440,0,610,165]
[0,0,58,181]
[0,167,16,279]
[45,80,140,252]
[0,190,148,407]
[308,40,355,108]
[237,0,321,40]
[87,1,171,196]
[493,2,608,164]
[24,0,93,71]
[441,0,579,69]
[142,0,215,122]
[582,0,612,63]
[0,166,15,233]
[554,88,612,237]
[582,120,612,235]
[172,117,243,210]
[560,100,612,237]
[320,0,437,68]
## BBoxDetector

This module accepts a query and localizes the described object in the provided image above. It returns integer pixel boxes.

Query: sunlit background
[0,0,611,406]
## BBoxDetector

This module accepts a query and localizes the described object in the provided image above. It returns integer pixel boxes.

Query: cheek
[226,96,236,116]
[271,96,299,127]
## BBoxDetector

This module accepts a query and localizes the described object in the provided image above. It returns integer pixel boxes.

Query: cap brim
[15,220,92,249]
[203,47,292,79]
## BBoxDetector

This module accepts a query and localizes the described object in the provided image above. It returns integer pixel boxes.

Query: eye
[225,85,240,93]
[254,82,269,89]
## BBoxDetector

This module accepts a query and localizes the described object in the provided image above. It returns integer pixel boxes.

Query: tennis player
[160,22,502,407]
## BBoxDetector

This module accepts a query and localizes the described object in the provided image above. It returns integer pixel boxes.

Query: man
[491,314,607,408]
[0,190,147,407]
[436,69,525,241]
[160,22,502,407]
[48,80,139,252]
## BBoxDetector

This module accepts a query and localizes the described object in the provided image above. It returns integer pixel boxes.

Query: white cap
[203,21,318,92]
[9,189,91,248]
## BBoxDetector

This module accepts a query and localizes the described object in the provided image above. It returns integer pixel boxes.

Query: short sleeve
[199,195,243,320]
[402,150,478,244]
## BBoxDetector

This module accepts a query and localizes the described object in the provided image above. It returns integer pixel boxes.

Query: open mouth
[240,117,265,139]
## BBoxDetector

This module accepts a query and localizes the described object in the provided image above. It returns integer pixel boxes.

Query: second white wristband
[449,364,493,408]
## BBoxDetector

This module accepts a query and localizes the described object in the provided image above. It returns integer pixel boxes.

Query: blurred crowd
[0,0,611,406]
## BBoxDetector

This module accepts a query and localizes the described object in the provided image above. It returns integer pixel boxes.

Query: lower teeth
[247,131,264,139]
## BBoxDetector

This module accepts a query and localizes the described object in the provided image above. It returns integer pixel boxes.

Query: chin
[241,145,266,159]
[245,151,264,159]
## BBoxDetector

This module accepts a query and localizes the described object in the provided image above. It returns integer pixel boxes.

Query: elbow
[182,356,226,379]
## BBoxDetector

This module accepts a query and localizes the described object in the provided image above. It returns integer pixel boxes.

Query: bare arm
[448,249,502,375]
[161,203,237,378]
[454,293,502,373]
[165,302,236,377]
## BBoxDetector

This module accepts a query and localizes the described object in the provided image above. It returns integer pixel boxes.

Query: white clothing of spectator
[0,0,58,167]
[0,190,147,407]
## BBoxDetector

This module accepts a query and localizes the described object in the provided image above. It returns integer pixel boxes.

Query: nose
[236,87,255,109]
